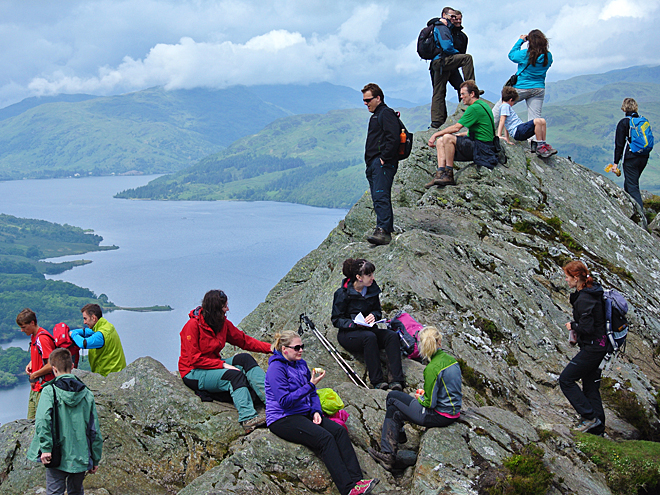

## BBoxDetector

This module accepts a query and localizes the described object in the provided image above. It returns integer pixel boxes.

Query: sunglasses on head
[285,344,305,351]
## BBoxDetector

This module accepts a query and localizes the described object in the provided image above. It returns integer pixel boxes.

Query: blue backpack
[628,116,654,155]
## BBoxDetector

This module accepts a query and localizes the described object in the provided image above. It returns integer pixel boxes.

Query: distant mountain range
[1,66,658,205]
[0,83,415,180]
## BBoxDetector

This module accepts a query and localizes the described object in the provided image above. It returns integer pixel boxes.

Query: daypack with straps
[377,110,413,160]
[627,115,654,155]
[388,311,423,359]
[599,289,629,371]
[417,18,442,60]
[37,323,80,368]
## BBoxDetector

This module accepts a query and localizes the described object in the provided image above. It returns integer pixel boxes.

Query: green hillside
[0,83,414,181]
[545,65,660,104]
[0,214,120,345]
[545,99,660,194]
[115,105,431,208]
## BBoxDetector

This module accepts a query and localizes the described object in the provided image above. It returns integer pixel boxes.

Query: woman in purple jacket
[265,330,378,495]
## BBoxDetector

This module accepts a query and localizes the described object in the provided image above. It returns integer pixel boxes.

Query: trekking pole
[298,314,369,389]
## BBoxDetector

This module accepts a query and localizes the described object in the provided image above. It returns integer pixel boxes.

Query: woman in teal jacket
[368,326,462,470]
[493,29,553,152]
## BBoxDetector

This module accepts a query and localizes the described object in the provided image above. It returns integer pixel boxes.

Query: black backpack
[417,18,442,60]
[377,110,413,161]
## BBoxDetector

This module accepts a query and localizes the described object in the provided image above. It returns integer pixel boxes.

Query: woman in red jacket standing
[179,289,273,433]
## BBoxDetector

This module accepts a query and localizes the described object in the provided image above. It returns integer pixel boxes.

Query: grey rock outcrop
[2,106,659,494]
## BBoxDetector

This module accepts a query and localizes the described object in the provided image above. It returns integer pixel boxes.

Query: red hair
[563,260,594,288]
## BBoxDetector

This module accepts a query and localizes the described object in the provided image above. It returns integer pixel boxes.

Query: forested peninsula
[0,214,119,388]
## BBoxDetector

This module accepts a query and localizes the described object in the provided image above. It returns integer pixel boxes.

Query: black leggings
[381,390,457,454]
[269,414,363,495]
[337,328,404,386]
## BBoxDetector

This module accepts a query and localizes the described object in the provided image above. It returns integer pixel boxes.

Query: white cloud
[1,0,660,107]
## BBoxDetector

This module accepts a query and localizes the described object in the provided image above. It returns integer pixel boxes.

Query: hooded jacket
[264,351,323,426]
[331,278,383,331]
[178,307,271,378]
[569,283,607,348]
[28,374,103,473]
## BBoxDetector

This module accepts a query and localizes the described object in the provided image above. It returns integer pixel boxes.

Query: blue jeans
[186,354,266,422]
[366,157,397,233]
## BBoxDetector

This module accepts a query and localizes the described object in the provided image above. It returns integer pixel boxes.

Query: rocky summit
[1,105,659,495]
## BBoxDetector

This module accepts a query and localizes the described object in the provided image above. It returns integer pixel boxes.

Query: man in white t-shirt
[497,86,557,158]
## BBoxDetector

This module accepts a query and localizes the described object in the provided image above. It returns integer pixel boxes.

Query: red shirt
[178,308,271,378]
[30,328,56,392]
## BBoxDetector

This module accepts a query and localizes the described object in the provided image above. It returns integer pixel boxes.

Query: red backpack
[37,323,80,368]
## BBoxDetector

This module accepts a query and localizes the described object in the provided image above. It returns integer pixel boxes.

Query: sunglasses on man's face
[363,97,376,103]
[285,344,305,351]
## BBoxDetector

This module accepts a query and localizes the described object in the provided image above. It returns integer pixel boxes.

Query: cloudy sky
[0,0,658,108]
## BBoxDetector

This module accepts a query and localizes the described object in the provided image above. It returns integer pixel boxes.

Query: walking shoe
[576,417,602,433]
[390,382,404,392]
[536,143,554,159]
[425,168,445,188]
[544,144,558,156]
[350,478,380,495]
[530,141,538,154]
[374,382,389,390]
[368,447,396,470]
[435,167,456,186]
[366,228,391,246]
[240,413,267,434]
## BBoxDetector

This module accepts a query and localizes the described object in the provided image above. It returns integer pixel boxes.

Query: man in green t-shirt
[426,80,497,187]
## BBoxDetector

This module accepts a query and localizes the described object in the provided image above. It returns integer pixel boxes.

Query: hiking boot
[576,417,602,433]
[374,382,389,390]
[367,228,391,246]
[350,478,380,495]
[240,413,267,434]
[390,382,404,392]
[425,168,445,188]
[435,167,456,186]
[530,141,538,154]
[536,143,552,158]
[368,447,396,470]
[544,144,558,156]
[430,121,442,129]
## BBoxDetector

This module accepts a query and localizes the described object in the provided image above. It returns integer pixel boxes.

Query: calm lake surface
[0,175,347,425]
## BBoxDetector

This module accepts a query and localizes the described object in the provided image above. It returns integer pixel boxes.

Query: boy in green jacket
[28,348,103,495]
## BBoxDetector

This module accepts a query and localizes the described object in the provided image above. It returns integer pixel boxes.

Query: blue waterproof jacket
[265,351,323,426]
[508,39,553,89]
[433,22,458,61]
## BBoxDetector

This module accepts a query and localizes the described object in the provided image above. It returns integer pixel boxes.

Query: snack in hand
[416,388,425,396]
[605,163,621,177]
[313,368,325,374]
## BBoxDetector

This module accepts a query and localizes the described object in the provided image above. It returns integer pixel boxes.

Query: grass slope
[115,105,432,208]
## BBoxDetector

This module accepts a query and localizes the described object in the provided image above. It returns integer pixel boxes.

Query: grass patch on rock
[601,377,655,440]
[486,444,553,495]
[575,433,660,495]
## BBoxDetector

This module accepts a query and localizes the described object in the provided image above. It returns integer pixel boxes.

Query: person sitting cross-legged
[497,86,557,158]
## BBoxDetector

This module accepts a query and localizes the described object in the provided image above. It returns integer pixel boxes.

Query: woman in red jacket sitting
[178,289,272,433]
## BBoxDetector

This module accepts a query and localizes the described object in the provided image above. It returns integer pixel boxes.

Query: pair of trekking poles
[297,314,369,389]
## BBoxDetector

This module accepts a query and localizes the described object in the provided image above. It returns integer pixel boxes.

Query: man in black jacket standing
[448,10,468,100]
[362,83,400,246]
